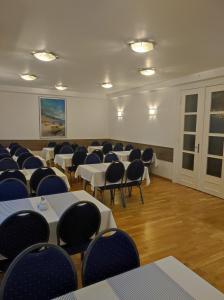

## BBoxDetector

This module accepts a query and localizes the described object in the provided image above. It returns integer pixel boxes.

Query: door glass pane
[183,134,195,152]
[211,91,224,111]
[207,157,222,178]
[208,136,224,156]
[184,115,197,132]
[185,94,198,112]
[209,114,224,133]
[182,152,194,170]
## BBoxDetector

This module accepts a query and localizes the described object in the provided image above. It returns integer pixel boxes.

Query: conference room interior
[0,0,224,299]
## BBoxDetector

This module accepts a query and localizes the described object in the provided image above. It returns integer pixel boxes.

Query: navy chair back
[102,143,113,155]
[36,175,68,196]
[14,147,29,157]
[71,144,78,152]
[48,142,56,147]
[0,149,9,155]
[126,159,144,182]
[54,144,62,156]
[59,145,74,154]
[85,153,101,164]
[57,201,101,254]
[125,144,134,151]
[0,178,28,201]
[17,152,33,169]
[22,157,44,169]
[142,148,153,162]
[0,243,78,300]
[101,141,108,146]
[10,144,21,156]
[0,153,11,160]
[91,141,100,146]
[76,146,87,153]
[0,158,18,171]
[8,143,19,150]
[0,170,27,185]
[61,142,70,146]
[82,228,140,286]
[128,148,141,162]
[105,161,125,184]
[72,151,87,166]
[0,210,49,260]
[93,149,103,162]
[113,143,123,151]
[30,167,56,192]
[104,152,119,163]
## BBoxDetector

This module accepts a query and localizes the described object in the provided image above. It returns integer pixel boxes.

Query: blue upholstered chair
[59,145,74,154]
[84,153,101,164]
[104,152,119,163]
[36,175,68,196]
[0,243,78,299]
[0,158,19,171]
[82,228,140,287]
[125,144,134,151]
[0,153,11,161]
[8,143,19,150]
[113,143,123,151]
[48,141,57,147]
[17,152,33,169]
[0,170,27,185]
[128,148,141,162]
[10,144,20,156]
[142,148,153,168]
[91,141,100,146]
[102,143,113,155]
[93,149,104,162]
[68,151,87,173]
[101,141,108,146]
[57,201,101,256]
[0,149,9,155]
[14,147,29,157]
[22,157,44,169]
[0,178,28,201]
[30,167,56,194]
[54,144,62,156]
[75,146,87,153]
[0,210,49,271]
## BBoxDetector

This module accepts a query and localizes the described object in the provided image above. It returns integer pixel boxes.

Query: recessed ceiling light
[101,82,113,89]
[55,84,68,91]
[139,68,156,76]
[129,40,155,53]
[20,74,37,81]
[32,51,57,62]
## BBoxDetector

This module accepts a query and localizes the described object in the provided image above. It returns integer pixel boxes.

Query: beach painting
[39,97,66,138]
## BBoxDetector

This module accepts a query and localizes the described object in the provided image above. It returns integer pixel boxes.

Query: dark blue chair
[71,144,78,152]
[101,141,108,146]
[61,142,70,146]
[30,167,56,193]
[10,144,21,156]
[96,161,125,206]
[68,151,87,173]
[0,149,9,155]
[14,147,29,157]
[113,143,123,151]
[0,170,27,185]
[22,157,44,169]
[93,149,103,162]
[0,210,49,271]
[75,146,87,153]
[48,142,57,147]
[17,152,33,169]
[54,144,62,156]
[123,159,145,204]
[36,175,68,196]
[91,141,100,146]
[57,201,101,256]
[104,152,119,163]
[59,145,74,154]
[0,153,11,161]
[0,158,19,171]
[85,153,101,164]
[102,143,113,155]
[82,228,140,287]
[142,148,153,167]
[0,178,28,201]
[0,243,78,299]
[125,144,134,151]
[128,148,141,162]
[8,143,19,150]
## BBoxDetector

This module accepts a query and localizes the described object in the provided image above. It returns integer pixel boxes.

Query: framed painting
[39,97,66,138]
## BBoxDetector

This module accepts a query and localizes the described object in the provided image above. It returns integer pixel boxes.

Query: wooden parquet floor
[71,175,224,292]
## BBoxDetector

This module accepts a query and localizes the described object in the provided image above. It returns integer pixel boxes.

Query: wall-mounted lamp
[117,109,124,120]
[148,105,157,120]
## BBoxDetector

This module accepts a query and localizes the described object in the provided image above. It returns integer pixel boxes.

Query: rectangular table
[55,256,224,300]
[114,150,158,167]
[0,191,116,245]
[54,154,73,170]
[75,162,150,190]
[42,147,55,162]
[87,146,103,153]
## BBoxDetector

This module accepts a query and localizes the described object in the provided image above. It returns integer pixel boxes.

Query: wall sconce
[148,105,157,120]
[117,109,124,120]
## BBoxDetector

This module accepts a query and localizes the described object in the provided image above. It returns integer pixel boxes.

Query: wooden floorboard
[71,175,224,292]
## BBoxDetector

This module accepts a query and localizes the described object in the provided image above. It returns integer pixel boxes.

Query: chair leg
[138,185,144,204]
[120,188,126,208]
[83,180,87,190]
[110,189,114,205]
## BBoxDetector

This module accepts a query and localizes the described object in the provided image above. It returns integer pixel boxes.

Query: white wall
[0,89,109,139]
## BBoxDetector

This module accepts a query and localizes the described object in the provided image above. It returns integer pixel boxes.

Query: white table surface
[55,256,224,300]
[54,154,73,170]
[42,147,55,161]
[75,162,150,190]
[0,191,116,245]
[87,146,103,153]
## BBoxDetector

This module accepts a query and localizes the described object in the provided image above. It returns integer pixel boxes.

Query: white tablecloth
[0,191,116,245]
[75,162,150,191]
[54,154,73,170]
[42,147,54,161]
[55,256,224,300]
[87,146,103,153]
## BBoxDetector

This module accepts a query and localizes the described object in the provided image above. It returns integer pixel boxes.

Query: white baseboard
[152,160,173,180]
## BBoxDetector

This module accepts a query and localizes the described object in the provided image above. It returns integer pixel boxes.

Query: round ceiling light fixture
[139,68,156,76]
[32,51,57,62]
[101,82,113,89]
[128,40,155,53]
[20,74,37,81]
[55,84,68,91]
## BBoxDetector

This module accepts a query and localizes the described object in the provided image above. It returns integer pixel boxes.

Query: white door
[199,85,224,198]
[177,88,204,189]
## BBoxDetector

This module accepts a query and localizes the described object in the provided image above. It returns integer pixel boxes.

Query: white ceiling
[1,0,224,95]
